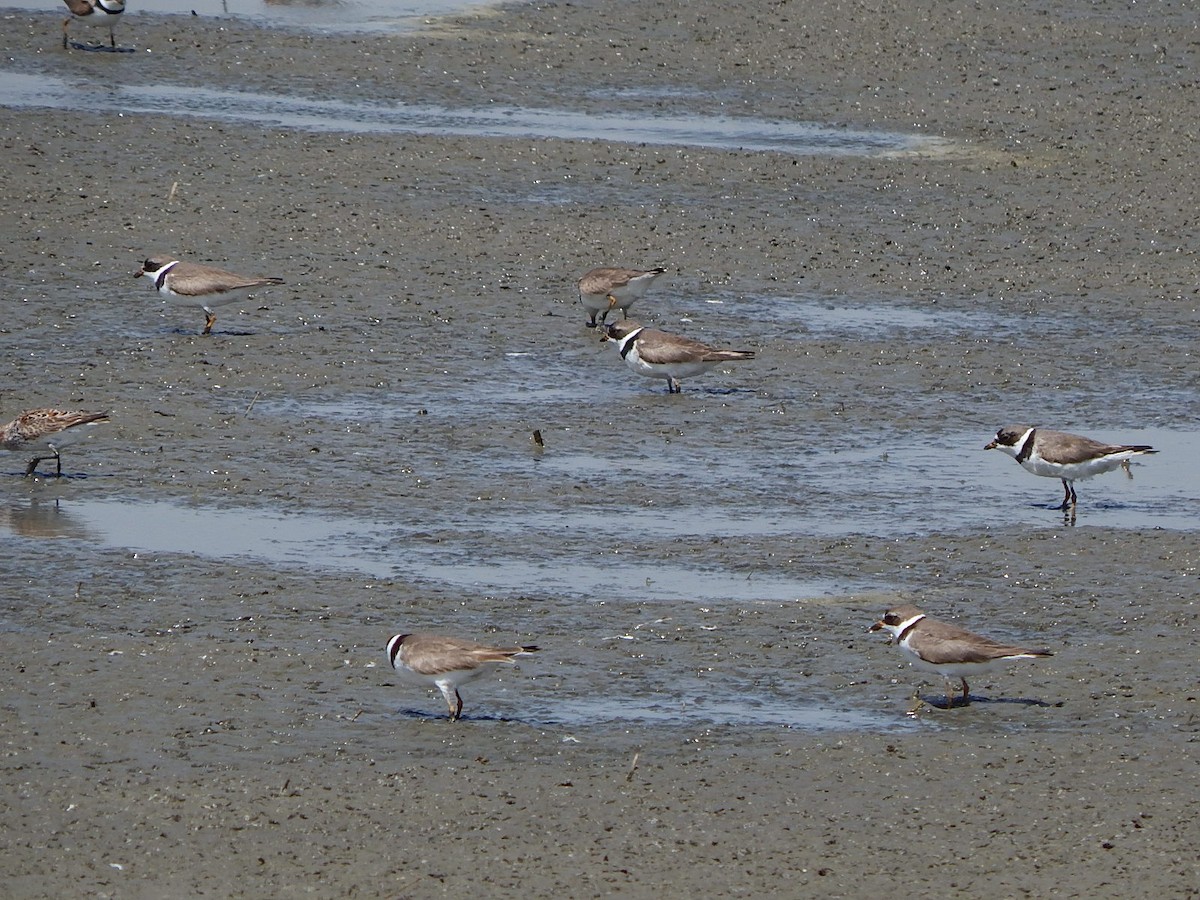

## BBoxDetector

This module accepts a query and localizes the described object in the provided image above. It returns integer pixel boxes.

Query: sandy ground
[2,0,1200,896]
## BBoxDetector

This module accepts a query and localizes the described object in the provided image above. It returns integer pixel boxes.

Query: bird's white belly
[73,8,121,30]
[579,293,609,314]
[626,351,716,381]
[905,654,1006,678]
[901,644,1031,678]
[582,290,640,315]
[395,664,488,688]
[159,287,247,309]
[1021,455,1123,481]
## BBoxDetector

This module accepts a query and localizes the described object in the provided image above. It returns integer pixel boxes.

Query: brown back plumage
[633,328,755,365]
[578,266,665,295]
[391,633,539,676]
[1030,428,1156,464]
[1,408,109,448]
[910,618,1052,664]
[160,261,284,297]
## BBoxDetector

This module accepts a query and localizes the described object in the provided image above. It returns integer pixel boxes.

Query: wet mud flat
[3,0,1200,896]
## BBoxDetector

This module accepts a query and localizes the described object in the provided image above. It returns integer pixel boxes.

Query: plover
[985,425,1157,510]
[603,319,754,393]
[577,266,666,327]
[385,633,539,721]
[62,0,125,50]
[869,604,1053,708]
[135,257,285,335]
[1,408,109,477]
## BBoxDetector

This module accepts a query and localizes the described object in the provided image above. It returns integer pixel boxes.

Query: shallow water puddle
[521,695,901,732]
[0,71,947,158]
[2,425,1191,606]
[369,693,908,732]
[261,392,1200,536]
[731,295,1027,336]
[3,496,843,603]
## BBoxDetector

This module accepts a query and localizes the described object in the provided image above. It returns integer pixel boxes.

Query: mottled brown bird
[2,408,109,476]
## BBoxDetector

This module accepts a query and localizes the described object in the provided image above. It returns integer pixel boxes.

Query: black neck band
[154,263,176,291]
[1015,428,1037,463]
[897,617,924,643]
[618,331,641,359]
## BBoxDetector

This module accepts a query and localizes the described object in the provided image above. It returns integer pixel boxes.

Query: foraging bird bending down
[577,266,666,327]
[386,633,539,721]
[1,408,109,477]
[985,425,1157,510]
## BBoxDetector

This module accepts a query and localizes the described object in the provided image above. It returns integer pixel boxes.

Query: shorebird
[870,604,1053,708]
[1,408,109,477]
[385,633,539,720]
[577,266,666,327]
[62,0,125,50]
[136,256,285,335]
[602,319,755,393]
[985,425,1157,510]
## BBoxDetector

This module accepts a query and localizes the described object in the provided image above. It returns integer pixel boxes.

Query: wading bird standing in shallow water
[386,633,539,721]
[985,425,1157,511]
[136,256,285,335]
[1,408,109,477]
[870,604,1053,709]
[602,319,755,393]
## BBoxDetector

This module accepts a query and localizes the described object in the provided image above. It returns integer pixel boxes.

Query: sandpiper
[1,408,109,477]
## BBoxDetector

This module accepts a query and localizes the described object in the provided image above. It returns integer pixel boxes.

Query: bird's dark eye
[883,614,900,625]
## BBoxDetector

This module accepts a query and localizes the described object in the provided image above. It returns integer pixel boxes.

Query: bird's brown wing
[63,0,96,15]
[166,262,284,297]
[917,619,1049,663]
[401,635,533,676]
[1039,430,1151,464]
[700,349,755,362]
[12,409,108,441]
[579,268,638,294]
[635,331,719,364]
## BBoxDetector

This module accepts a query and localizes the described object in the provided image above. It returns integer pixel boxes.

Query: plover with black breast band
[602,319,755,393]
[985,425,1157,511]
[136,256,285,335]
[870,604,1053,709]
